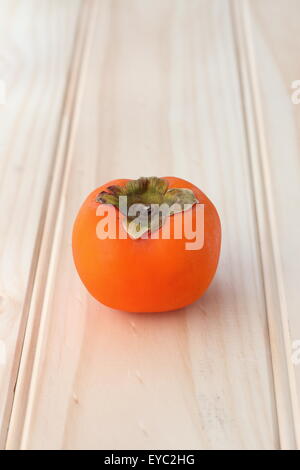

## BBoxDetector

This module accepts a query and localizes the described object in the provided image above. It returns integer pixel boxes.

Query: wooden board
[248,0,300,444]
[232,0,300,447]
[1,0,300,450]
[6,0,277,450]
[0,0,81,447]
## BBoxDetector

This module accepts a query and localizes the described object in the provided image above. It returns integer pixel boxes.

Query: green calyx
[96,176,198,239]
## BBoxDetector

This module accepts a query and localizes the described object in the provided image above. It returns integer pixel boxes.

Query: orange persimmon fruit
[72,176,221,312]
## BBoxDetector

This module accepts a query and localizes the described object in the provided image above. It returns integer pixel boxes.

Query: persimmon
[72,176,221,312]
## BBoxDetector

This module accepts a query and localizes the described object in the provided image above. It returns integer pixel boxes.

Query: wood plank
[232,0,300,448]
[7,0,278,449]
[0,0,81,447]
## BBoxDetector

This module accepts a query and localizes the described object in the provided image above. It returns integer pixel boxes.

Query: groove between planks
[231,0,300,449]
[0,0,81,448]
[5,0,95,449]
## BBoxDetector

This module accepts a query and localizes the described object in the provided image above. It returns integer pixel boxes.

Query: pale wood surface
[244,0,300,445]
[232,0,300,447]
[0,0,81,446]
[0,0,299,450]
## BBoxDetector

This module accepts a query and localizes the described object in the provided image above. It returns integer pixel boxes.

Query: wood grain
[232,0,300,448]
[0,0,81,447]
[7,0,278,449]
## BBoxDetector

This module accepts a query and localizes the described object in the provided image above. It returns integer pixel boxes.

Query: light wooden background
[0,0,299,450]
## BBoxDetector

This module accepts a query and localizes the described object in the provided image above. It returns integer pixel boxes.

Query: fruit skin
[72,177,221,313]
